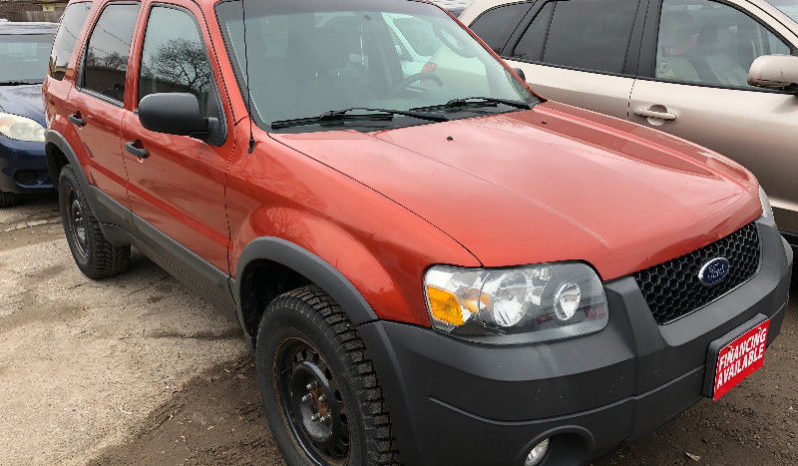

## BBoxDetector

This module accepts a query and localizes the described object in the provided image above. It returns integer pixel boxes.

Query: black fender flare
[233,237,380,336]
[45,130,100,215]
[45,129,131,245]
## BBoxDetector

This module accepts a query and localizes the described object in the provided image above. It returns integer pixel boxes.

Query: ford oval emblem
[698,257,731,286]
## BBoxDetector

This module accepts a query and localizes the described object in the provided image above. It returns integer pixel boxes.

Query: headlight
[0,113,46,142]
[759,186,774,220]
[424,263,609,343]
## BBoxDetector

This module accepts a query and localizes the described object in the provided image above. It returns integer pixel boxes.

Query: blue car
[0,22,57,208]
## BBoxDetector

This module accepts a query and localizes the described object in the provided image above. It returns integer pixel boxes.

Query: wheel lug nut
[318,395,326,403]
[301,394,312,403]
[311,413,321,422]
[319,414,331,423]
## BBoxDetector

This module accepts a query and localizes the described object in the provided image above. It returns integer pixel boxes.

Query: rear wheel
[256,286,402,465]
[58,165,130,279]
[0,191,21,208]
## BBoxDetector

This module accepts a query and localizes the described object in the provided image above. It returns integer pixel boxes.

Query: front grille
[14,170,49,187]
[634,222,761,325]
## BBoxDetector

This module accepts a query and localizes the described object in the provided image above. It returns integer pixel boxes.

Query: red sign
[713,320,770,400]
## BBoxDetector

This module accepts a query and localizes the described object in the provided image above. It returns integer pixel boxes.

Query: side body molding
[232,237,380,336]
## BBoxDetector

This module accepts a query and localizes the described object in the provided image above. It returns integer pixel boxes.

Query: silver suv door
[496,0,647,119]
[630,0,798,233]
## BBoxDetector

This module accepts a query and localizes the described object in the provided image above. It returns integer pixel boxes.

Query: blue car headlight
[0,113,46,142]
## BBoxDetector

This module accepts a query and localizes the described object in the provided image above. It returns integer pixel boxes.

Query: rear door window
[512,0,641,74]
[49,2,92,80]
[468,2,533,53]
[80,2,141,104]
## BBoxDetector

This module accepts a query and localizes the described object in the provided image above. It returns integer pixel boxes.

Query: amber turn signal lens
[426,286,463,326]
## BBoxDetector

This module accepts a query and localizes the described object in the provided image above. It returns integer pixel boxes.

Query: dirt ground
[1,195,796,466]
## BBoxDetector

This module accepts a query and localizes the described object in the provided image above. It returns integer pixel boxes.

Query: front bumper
[0,136,52,193]
[360,219,793,466]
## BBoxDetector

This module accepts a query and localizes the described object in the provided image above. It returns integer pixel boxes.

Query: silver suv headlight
[0,113,46,142]
[759,186,774,221]
[424,263,609,343]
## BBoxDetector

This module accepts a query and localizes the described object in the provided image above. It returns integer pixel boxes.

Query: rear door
[630,0,798,232]
[67,2,141,207]
[498,0,647,119]
[120,0,235,275]
[44,2,92,133]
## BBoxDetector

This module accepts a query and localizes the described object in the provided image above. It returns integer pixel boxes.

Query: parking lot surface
[1,197,796,465]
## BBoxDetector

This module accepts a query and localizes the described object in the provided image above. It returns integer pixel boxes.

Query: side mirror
[513,67,527,82]
[139,92,208,136]
[748,55,798,92]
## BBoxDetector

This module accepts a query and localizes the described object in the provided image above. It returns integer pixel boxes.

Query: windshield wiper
[271,107,447,130]
[412,96,532,113]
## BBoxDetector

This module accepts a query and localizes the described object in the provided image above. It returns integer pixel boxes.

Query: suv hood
[271,101,761,280]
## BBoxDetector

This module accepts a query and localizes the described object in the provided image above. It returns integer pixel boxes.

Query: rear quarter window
[49,2,92,80]
[512,0,641,74]
[469,2,533,53]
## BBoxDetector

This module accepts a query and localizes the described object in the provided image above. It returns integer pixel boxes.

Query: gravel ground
[1,196,796,465]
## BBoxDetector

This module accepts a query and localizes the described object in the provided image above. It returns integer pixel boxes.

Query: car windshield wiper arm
[271,107,447,130]
[412,96,532,112]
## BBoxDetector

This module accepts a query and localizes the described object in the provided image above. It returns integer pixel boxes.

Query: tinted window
[139,6,213,115]
[657,0,791,88]
[49,2,92,80]
[469,2,532,53]
[81,3,141,103]
[513,0,639,74]
[1,34,54,84]
[512,2,553,61]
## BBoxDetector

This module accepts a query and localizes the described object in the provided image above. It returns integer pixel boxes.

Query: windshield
[215,0,534,130]
[765,0,798,23]
[0,34,54,84]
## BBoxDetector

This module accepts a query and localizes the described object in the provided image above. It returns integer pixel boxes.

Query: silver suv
[461,0,798,242]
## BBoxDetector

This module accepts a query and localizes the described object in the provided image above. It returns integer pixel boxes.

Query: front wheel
[256,286,402,465]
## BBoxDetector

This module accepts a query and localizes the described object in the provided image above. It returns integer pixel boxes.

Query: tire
[58,165,130,279]
[0,190,21,208]
[256,285,402,466]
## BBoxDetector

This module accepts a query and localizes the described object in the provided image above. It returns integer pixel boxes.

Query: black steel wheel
[65,183,88,260]
[256,285,402,466]
[276,338,351,464]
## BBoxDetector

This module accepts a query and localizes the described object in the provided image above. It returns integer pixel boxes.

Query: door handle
[634,108,677,121]
[68,113,85,127]
[125,141,149,159]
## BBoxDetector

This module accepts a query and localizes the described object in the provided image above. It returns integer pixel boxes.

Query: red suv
[44,1,792,465]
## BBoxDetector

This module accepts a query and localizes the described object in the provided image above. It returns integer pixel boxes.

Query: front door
[630,0,798,232]
[120,1,234,273]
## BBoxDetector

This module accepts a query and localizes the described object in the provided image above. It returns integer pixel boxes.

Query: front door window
[656,0,791,88]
